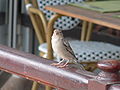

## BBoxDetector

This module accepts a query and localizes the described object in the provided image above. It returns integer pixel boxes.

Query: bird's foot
[51,59,65,66]
[51,60,69,68]
[57,60,69,68]
[57,64,68,68]
[51,63,61,66]
[51,62,68,68]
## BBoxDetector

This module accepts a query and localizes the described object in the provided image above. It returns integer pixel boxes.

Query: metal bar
[12,0,18,48]
[5,0,9,24]
[23,27,33,53]
[0,45,95,90]
[8,0,13,47]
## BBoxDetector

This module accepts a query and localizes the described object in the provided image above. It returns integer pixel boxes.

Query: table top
[45,5,120,30]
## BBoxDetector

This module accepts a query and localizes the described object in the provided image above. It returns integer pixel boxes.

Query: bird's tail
[73,60,85,70]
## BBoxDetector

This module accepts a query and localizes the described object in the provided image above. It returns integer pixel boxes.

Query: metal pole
[8,0,13,47]
[12,0,18,48]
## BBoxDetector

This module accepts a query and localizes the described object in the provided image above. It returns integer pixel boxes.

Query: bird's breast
[52,39,63,52]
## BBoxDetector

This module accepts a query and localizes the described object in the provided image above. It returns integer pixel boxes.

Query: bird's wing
[62,39,77,58]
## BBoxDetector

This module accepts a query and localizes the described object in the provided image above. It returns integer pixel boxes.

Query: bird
[51,29,84,69]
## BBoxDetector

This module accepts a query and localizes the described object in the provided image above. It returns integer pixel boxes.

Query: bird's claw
[57,64,68,68]
[51,63,60,66]
[51,63,68,68]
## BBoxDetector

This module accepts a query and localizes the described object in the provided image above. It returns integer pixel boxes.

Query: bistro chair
[25,0,120,90]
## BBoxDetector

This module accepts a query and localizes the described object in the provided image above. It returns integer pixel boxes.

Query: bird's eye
[56,32,59,35]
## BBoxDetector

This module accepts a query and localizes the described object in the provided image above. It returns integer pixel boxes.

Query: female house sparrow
[51,29,84,69]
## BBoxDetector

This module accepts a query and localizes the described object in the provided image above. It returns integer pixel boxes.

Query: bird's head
[52,29,63,38]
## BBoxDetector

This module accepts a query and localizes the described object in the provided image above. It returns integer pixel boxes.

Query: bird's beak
[55,32,59,35]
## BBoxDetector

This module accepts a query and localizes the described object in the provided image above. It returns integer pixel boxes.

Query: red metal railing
[0,45,120,90]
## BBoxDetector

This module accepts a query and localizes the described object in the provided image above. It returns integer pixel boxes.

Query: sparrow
[51,29,84,69]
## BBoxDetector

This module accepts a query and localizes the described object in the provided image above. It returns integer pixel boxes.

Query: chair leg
[32,83,53,90]
[81,21,88,41]
[85,22,94,41]
[31,52,46,90]
[39,52,45,57]
[32,81,39,90]
[84,63,97,72]
[45,86,53,90]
